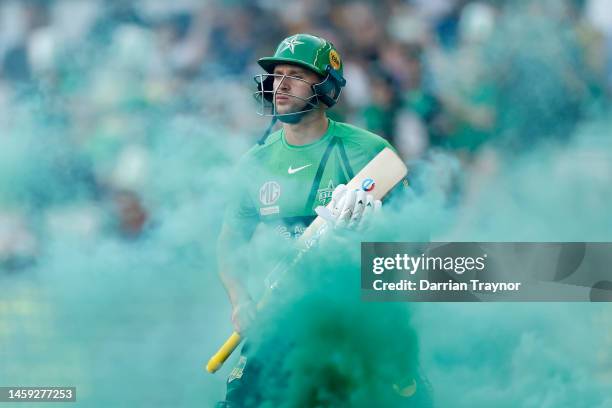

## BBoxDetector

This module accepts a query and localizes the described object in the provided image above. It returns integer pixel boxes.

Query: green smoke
[247,239,421,407]
[243,111,612,407]
[2,1,612,408]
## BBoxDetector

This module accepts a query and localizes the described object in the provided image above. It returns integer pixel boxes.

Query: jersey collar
[281,119,335,150]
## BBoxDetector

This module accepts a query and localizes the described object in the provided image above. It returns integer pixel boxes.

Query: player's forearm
[216,223,252,307]
[218,265,252,307]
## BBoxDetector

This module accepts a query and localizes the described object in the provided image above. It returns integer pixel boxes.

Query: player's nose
[275,75,290,91]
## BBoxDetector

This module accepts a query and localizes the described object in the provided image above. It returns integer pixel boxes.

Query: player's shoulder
[331,119,392,150]
[240,129,283,163]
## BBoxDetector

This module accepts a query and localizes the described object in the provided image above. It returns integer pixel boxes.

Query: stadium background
[1,0,611,407]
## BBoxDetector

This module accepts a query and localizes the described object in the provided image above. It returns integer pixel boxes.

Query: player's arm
[216,154,260,334]
[216,221,257,334]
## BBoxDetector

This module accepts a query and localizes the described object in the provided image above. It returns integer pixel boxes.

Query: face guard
[253,73,321,124]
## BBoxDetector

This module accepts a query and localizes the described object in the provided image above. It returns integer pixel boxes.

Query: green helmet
[257,33,346,108]
[259,34,344,78]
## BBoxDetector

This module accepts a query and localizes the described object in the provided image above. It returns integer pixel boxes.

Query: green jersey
[225,119,393,239]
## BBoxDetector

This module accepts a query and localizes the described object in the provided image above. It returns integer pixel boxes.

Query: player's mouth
[275,95,290,103]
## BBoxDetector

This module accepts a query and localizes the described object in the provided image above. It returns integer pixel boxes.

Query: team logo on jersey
[329,49,341,70]
[260,206,279,216]
[361,178,375,192]
[275,225,292,240]
[293,225,305,237]
[317,179,335,205]
[260,181,281,205]
[228,356,248,383]
[288,164,311,174]
[279,35,304,54]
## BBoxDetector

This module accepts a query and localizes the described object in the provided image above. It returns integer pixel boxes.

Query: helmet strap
[276,111,308,124]
[257,116,278,145]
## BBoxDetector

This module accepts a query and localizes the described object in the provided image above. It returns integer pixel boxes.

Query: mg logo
[259,181,281,205]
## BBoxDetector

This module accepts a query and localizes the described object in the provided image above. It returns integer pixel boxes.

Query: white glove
[315,184,382,230]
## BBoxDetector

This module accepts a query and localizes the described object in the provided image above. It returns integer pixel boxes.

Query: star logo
[317,179,336,205]
[279,36,304,54]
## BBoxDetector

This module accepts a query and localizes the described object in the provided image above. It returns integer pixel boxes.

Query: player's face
[272,64,320,114]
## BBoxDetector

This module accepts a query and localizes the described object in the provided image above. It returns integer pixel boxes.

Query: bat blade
[299,147,408,246]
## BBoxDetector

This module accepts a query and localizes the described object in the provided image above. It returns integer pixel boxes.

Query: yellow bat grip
[206,332,242,373]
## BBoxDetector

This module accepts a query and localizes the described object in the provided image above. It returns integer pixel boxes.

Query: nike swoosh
[288,164,312,174]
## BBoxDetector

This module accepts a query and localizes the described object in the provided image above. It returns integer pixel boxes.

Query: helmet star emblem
[279,36,305,54]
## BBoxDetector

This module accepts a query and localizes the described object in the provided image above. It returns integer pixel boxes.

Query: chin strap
[276,110,309,124]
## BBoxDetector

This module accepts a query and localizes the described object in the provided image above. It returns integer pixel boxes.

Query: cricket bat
[206,147,408,373]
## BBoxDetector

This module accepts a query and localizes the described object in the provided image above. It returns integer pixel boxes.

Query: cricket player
[216,33,431,407]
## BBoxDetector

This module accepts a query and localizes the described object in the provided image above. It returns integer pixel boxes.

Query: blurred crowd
[0,0,611,270]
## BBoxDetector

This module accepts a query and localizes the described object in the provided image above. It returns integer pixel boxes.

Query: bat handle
[206,332,242,373]
[206,295,269,374]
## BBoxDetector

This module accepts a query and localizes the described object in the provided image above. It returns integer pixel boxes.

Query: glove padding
[315,184,381,230]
